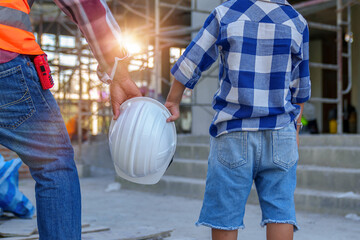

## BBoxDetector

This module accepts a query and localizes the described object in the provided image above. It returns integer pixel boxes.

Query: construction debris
[0,217,172,240]
[0,220,109,239]
[0,219,37,238]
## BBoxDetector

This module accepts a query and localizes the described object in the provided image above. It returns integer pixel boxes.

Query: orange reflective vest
[0,0,44,55]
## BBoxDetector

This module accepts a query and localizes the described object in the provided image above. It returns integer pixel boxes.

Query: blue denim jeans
[197,123,299,231]
[0,55,81,239]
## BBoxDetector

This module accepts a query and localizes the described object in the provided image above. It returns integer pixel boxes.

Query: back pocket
[217,132,247,169]
[0,66,35,129]
[272,127,298,170]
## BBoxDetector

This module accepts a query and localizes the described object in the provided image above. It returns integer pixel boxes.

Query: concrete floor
[18,176,360,240]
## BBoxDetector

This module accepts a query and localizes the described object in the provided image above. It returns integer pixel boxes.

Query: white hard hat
[108,97,177,185]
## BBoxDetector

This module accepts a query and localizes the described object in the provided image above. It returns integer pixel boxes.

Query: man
[0,0,141,239]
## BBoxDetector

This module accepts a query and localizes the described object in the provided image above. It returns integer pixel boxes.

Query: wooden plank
[1,225,172,240]
[1,224,108,240]
[0,219,37,237]
[80,229,173,240]
[82,226,111,234]
[120,229,172,240]
[1,235,39,240]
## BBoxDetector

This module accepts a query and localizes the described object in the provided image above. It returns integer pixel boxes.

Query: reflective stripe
[0,6,32,32]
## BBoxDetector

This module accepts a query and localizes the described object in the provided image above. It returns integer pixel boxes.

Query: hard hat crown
[109,97,176,185]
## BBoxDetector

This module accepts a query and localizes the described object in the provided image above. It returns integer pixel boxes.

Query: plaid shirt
[171,0,311,137]
[0,0,125,79]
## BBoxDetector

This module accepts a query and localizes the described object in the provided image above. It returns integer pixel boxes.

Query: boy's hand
[165,79,186,122]
[165,102,180,122]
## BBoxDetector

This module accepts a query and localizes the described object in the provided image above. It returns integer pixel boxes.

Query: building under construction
[28,0,360,138]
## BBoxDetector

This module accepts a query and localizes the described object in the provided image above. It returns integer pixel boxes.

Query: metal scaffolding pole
[303,0,354,133]
[337,0,343,133]
[343,4,353,94]
[76,29,83,164]
[29,0,355,139]
[154,0,161,98]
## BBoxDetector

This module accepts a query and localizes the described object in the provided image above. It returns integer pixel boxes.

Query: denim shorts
[196,123,299,231]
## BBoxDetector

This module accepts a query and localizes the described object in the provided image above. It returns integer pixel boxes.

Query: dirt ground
[15,176,360,240]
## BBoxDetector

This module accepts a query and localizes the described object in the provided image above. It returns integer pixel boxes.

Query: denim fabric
[196,123,299,231]
[0,55,81,239]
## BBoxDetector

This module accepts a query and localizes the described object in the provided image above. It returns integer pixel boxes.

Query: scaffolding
[295,0,357,133]
[28,0,358,161]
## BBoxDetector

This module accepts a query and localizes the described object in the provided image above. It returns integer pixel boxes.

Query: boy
[165,0,311,240]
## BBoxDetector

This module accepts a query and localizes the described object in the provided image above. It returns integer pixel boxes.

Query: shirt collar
[257,0,290,6]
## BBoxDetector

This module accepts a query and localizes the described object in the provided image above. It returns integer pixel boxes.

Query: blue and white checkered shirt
[171,0,311,137]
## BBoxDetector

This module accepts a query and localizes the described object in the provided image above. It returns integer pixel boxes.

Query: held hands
[110,62,141,120]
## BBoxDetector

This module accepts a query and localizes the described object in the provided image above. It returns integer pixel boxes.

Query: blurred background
[1,1,360,238]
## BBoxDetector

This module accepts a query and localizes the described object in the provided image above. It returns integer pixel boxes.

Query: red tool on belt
[33,54,54,90]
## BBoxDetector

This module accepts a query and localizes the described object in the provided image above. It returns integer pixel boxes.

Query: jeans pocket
[217,132,247,169]
[0,65,35,129]
[272,129,298,170]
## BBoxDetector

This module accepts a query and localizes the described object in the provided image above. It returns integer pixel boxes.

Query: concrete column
[351,5,360,133]
[161,47,171,100]
[309,40,323,132]
[190,0,222,135]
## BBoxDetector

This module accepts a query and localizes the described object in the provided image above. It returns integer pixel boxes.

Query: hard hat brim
[114,160,169,185]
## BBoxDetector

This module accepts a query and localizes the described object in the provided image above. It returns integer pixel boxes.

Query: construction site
[0,0,360,239]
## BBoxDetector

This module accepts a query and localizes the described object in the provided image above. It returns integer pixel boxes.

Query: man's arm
[53,0,124,72]
[53,0,141,118]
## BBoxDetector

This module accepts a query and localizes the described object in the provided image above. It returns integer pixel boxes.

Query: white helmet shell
[109,97,177,185]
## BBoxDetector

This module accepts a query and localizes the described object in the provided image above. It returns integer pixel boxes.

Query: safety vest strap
[0,1,43,55]
[28,0,35,8]
[0,6,33,32]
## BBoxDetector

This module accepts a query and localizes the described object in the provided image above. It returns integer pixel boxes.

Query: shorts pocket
[0,65,35,129]
[272,128,298,170]
[217,132,247,169]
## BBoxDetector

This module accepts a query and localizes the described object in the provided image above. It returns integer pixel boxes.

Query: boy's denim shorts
[196,123,299,231]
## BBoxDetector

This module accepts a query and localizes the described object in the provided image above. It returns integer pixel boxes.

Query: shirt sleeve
[171,9,220,89]
[290,24,311,103]
[53,0,126,74]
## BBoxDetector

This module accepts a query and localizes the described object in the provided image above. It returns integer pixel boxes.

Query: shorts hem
[196,221,245,230]
[261,219,299,232]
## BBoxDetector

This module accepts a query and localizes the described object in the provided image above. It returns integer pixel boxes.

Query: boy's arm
[165,80,186,122]
[166,9,220,122]
[291,24,310,147]
[170,9,220,89]
[290,25,311,104]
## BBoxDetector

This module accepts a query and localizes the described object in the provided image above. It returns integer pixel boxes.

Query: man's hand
[165,101,180,122]
[110,62,141,120]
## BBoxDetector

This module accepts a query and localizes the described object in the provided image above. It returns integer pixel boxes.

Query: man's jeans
[0,55,81,239]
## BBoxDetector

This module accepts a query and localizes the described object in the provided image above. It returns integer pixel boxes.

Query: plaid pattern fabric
[171,0,311,137]
[0,0,126,77]
[53,0,126,74]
